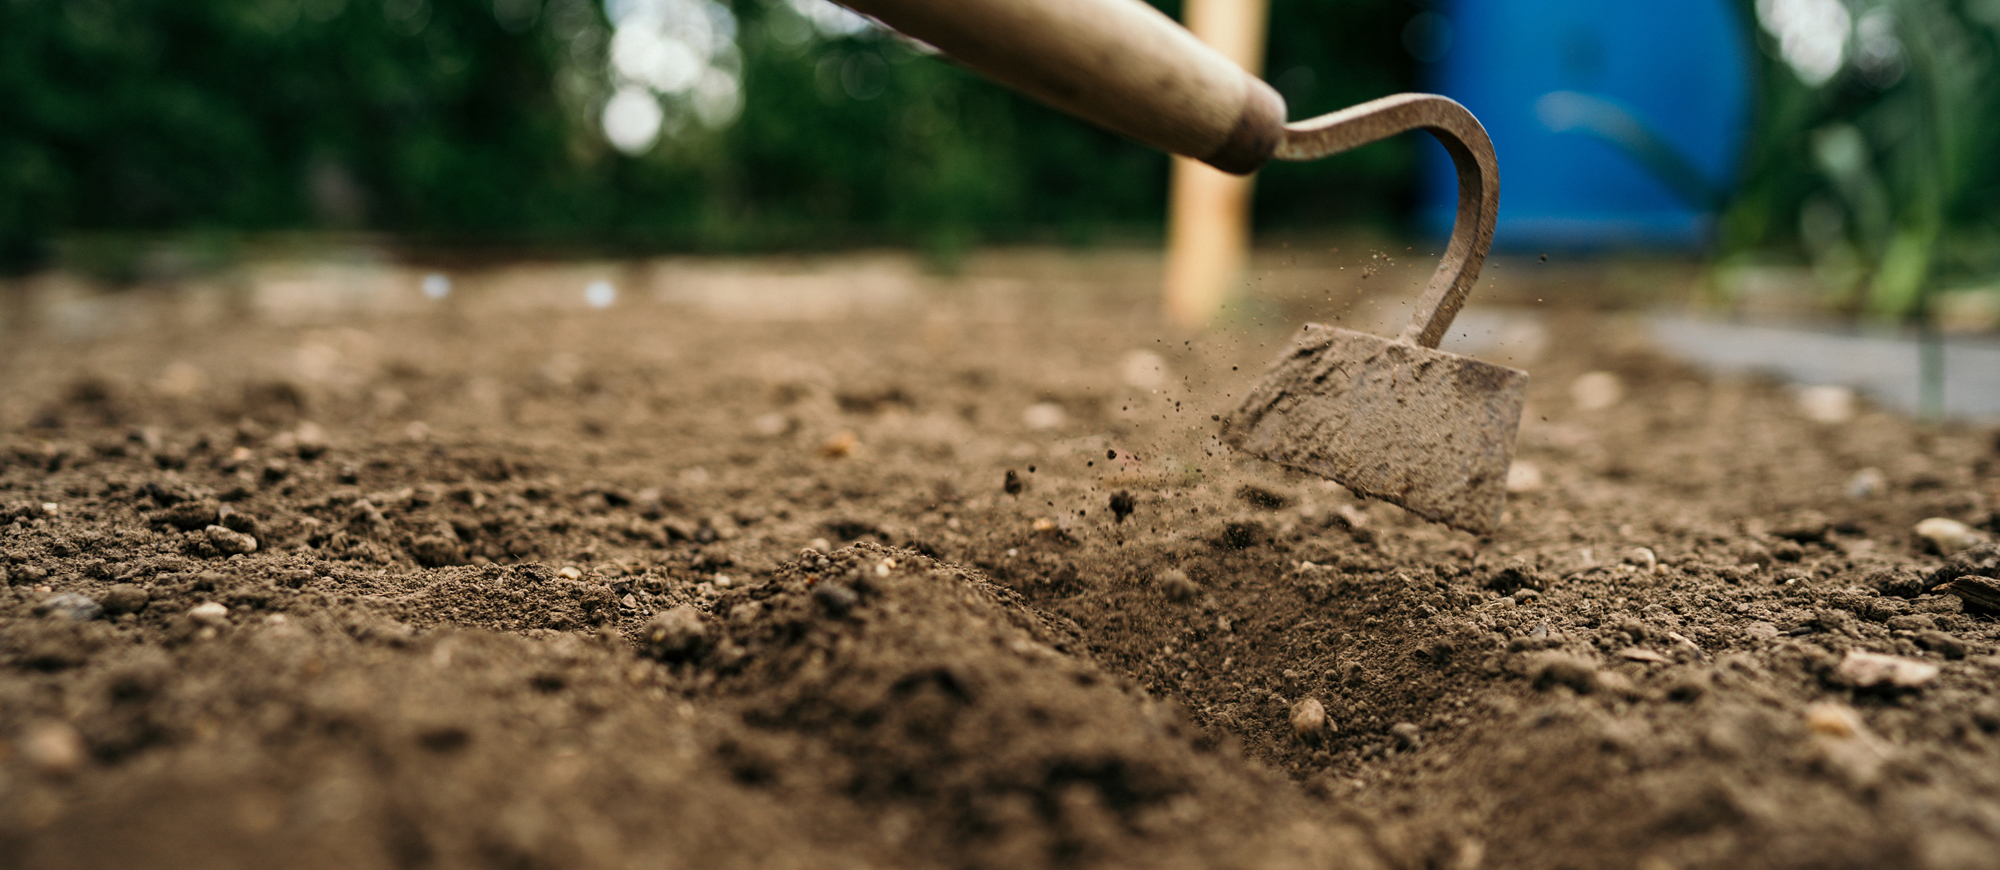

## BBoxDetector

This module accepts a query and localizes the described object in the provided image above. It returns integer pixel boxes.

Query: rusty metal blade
[1221,324,1527,535]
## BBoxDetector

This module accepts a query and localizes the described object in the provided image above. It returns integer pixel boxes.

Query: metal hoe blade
[1221,95,1526,535]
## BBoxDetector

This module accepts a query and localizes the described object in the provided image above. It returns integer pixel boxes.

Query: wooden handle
[841,0,1287,174]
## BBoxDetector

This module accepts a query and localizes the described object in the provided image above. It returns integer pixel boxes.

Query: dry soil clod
[1108,490,1135,523]
[100,584,149,615]
[645,605,710,661]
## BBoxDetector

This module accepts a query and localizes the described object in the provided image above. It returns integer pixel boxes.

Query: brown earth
[3,254,2000,870]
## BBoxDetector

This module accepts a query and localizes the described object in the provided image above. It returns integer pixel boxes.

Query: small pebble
[1796,384,1856,423]
[1834,649,1939,689]
[203,524,258,555]
[557,566,584,580]
[1805,702,1869,740]
[1505,460,1544,493]
[100,584,149,615]
[188,601,230,626]
[819,430,860,458]
[1290,698,1328,740]
[36,593,102,622]
[1915,518,1987,557]
[18,721,86,776]
[1624,547,1657,571]
[812,582,859,616]
[1569,371,1623,411]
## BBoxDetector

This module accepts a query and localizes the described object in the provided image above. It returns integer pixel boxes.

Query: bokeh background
[2,0,1997,327]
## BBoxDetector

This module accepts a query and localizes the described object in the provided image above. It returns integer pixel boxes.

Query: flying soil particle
[1109,491,1136,523]
[1003,470,1023,496]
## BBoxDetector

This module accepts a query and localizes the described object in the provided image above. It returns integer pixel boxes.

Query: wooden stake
[1163,0,1269,330]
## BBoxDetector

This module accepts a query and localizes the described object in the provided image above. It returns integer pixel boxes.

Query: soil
[3,256,2000,869]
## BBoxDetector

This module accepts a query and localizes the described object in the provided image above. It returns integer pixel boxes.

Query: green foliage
[1722,0,2000,319]
[0,0,1427,272]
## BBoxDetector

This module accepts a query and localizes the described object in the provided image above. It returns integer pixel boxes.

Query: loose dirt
[3,263,1999,869]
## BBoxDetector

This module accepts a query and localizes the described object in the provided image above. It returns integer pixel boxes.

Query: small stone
[813,582,859,616]
[36,593,102,622]
[1623,547,1657,571]
[1915,517,1986,557]
[1846,467,1887,499]
[1157,568,1198,602]
[1290,698,1328,740]
[644,605,709,661]
[1389,722,1422,750]
[1834,649,1939,689]
[1796,384,1856,423]
[1805,702,1868,740]
[18,721,86,776]
[1569,371,1623,411]
[1505,460,1544,493]
[203,524,257,555]
[292,421,329,458]
[557,566,584,580]
[187,601,230,626]
[100,584,149,615]
[818,430,860,458]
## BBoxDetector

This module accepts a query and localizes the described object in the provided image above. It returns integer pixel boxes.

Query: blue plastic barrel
[1417,0,1756,250]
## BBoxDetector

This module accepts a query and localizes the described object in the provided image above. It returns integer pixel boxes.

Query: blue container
[1418,0,1756,250]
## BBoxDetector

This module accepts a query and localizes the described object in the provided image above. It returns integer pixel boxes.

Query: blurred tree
[0,0,1430,273]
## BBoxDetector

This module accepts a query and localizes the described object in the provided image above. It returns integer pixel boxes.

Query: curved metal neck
[1276,94,1499,350]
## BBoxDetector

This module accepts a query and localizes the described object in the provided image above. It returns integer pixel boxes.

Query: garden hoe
[841,0,1527,534]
